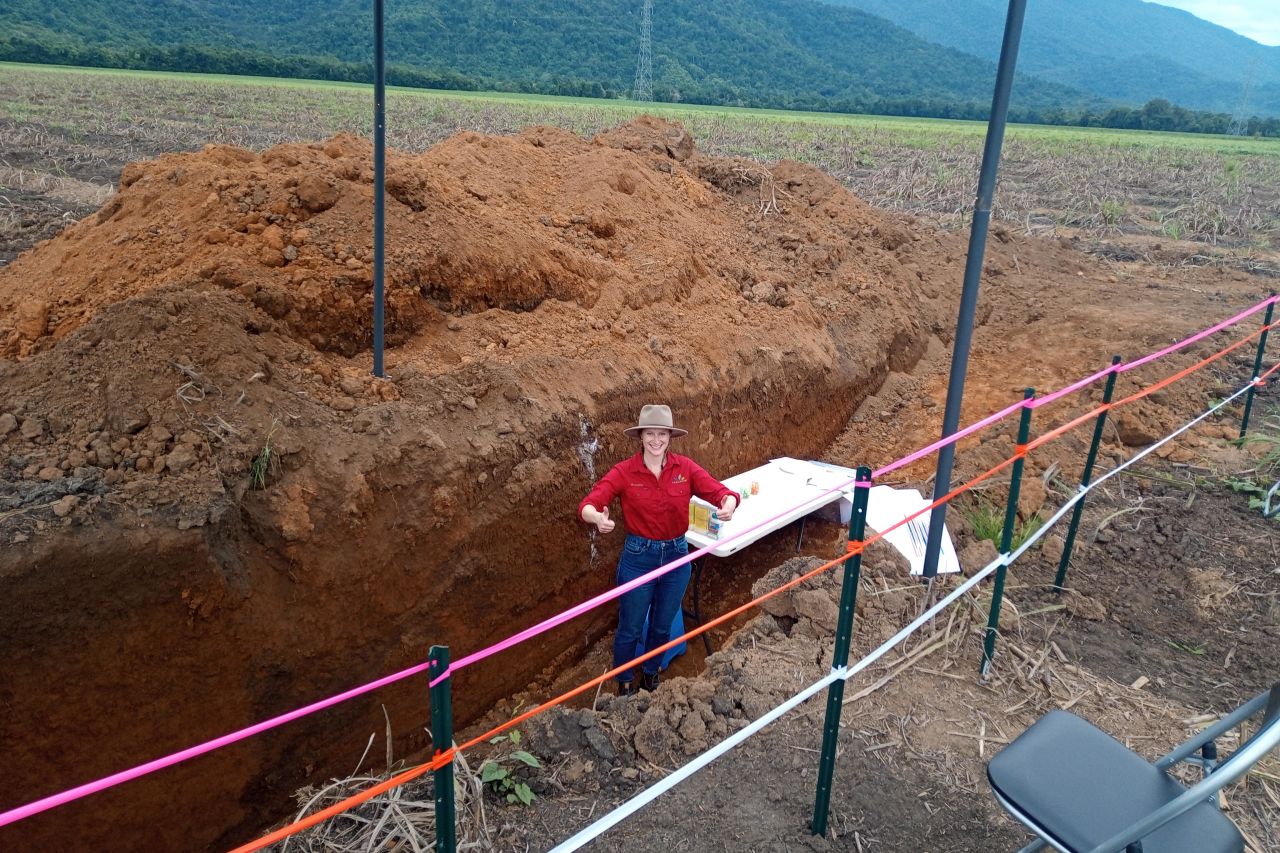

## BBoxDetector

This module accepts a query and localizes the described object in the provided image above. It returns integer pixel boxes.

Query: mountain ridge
[3,0,1277,120]
[822,0,1280,115]
[0,0,1096,117]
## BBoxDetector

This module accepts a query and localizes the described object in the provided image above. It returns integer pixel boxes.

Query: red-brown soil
[1,116,1276,852]
[0,116,936,851]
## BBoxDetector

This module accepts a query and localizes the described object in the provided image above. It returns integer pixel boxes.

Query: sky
[1150,1,1280,46]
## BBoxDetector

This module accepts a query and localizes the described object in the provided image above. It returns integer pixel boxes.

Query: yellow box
[689,502,711,533]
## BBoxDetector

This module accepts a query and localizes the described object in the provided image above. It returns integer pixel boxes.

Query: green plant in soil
[1228,408,1280,521]
[1165,639,1206,656]
[1099,198,1125,227]
[963,498,1004,544]
[961,496,1043,550]
[1225,476,1280,521]
[1014,513,1045,550]
[479,728,540,806]
[249,419,281,490]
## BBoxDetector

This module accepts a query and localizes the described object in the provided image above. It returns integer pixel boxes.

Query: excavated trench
[0,118,943,850]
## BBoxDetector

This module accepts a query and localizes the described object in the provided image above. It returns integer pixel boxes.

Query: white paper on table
[688,458,853,555]
[772,457,859,493]
[697,458,839,529]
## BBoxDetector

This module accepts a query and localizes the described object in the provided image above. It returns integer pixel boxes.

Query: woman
[579,404,738,695]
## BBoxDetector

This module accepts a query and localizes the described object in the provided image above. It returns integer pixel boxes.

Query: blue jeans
[613,534,691,682]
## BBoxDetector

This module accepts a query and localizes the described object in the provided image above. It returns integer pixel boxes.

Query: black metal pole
[921,0,1028,580]
[372,0,386,378]
[812,467,872,836]
[1054,356,1122,592]
[981,389,1033,676]
[1239,295,1275,438]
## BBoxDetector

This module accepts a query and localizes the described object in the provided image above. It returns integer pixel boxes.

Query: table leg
[685,558,712,655]
[795,516,807,553]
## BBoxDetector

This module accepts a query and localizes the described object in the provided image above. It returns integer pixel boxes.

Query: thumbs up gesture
[595,506,616,534]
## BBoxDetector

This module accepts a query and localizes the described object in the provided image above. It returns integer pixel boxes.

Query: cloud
[1151,1,1280,46]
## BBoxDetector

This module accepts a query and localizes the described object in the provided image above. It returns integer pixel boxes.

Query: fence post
[812,466,872,837]
[981,389,1034,676]
[1054,356,1122,592]
[1239,295,1275,439]
[429,646,456,853]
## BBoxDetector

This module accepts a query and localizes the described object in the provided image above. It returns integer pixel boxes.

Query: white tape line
[549,378,1255,853]
[551,559,1003,853]
[1087,382,1249,495]
[548,671,840,852]
[1005,379,1250,566]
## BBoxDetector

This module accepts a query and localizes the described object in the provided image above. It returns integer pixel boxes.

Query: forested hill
[0,0,1097,119]
[824,0,1280,117]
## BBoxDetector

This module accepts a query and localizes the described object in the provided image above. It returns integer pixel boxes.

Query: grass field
[7,61,1279,154]
[2,62,1278,259]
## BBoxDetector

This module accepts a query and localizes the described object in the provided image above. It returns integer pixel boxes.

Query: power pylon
[633,0,653,102]
[1230,57,1259,136]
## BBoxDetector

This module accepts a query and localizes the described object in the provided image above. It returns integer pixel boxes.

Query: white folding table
[681,457,960,652]
[685,457,855,556]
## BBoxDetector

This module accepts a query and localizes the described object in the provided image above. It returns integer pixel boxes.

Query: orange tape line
[228,454,1016,851]
[229,748,455,853]
[231,330,1278,851]
[1031,326,1268,453]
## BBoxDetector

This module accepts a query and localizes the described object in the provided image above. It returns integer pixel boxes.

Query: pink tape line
[1114,293,1277,375]
[435,293,1280,683]
[6,293,1274,826]
[1029,292,1279,410]
[870,400,1024,480]
[429,483,859,686]
[875,292,1279,477]
[0,659,436,828]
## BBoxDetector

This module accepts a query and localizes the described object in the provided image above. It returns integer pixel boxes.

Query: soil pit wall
[0,118,939,850]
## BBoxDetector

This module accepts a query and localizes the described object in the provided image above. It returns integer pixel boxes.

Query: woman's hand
[595,507,616,533]
[583,505,616,533]
[716,495,737,521]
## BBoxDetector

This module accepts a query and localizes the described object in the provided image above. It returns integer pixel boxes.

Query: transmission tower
[1229,57,1259,136]
[633,0,653,102]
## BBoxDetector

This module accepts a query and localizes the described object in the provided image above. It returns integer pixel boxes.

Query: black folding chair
[987,682,1280,853]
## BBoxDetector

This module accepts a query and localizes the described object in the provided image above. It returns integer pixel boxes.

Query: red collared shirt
[579,451,735,540]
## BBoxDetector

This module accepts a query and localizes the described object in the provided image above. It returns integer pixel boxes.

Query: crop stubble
[2,65,1278,271]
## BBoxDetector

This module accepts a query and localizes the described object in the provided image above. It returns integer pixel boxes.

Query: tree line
[3,35,1276,138]
[0,36,483,93]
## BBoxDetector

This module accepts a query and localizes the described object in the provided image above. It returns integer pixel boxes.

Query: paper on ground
[808,461,961,576]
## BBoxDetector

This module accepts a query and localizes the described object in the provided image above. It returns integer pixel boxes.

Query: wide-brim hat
[623,404,688,438]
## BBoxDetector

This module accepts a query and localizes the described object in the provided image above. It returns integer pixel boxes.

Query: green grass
[961,496,1045,552]
[5,60,1280,159]
[1165,639,1206,656]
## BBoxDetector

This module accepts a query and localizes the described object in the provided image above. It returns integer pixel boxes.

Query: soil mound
[0,118,937,851]
[0,117,905,362]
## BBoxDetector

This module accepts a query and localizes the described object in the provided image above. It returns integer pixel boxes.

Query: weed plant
[1229,408,1280,520]
[961,496,1044,551]
[249,420,281,490]
[478,728,540,806]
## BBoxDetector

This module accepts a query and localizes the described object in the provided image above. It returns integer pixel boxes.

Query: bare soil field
[0,66,1277,852]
